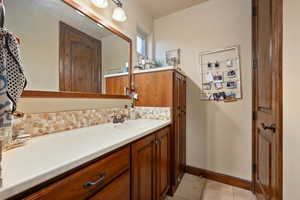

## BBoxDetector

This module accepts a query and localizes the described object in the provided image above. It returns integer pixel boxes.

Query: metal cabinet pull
[83,173,106,188]
[153,139,160,145]
[261,123,276,133]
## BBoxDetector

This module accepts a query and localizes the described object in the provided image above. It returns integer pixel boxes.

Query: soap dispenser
[129,103,136,120]
[129,91,138,120]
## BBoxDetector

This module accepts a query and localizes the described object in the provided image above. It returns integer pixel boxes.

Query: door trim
[251,0,283,199]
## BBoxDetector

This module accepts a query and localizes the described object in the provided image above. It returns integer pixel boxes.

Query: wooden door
[156,127,170,200]
[132,134,156,200]
[89,172,130,200]
[252,0,282,199]
[59,22,102,93]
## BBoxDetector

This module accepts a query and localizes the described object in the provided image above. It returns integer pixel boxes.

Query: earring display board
[199,46,242,101]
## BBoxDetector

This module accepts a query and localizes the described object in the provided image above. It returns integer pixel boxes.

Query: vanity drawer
[89,171,130,200]
[25,146,130,200]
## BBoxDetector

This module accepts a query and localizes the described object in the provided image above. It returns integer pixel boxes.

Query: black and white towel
[0,28,26,128]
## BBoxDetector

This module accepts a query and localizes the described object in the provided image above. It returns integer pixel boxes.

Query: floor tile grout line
[199,177,207,200]
[233,185,235,200]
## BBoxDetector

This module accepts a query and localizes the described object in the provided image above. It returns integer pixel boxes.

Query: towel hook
[0,0,5,29]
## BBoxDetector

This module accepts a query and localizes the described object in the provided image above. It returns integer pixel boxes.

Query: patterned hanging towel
[0,28,26,128]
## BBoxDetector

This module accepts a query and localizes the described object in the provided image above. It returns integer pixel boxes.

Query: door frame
[251,0,283,199]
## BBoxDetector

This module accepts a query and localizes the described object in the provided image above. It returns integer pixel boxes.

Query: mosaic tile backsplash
[135,107,171,120]
[12,107,171,139]
[12,108,126,138]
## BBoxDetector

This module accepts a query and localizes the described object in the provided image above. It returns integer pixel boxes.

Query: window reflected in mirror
[137,33,147,58]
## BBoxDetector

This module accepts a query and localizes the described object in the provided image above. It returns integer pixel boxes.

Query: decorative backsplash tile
[135,107,171,120]
[12,108,129,138]
[12,107,171,139]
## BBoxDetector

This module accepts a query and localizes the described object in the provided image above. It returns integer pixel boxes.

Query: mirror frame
[21,0,132,99]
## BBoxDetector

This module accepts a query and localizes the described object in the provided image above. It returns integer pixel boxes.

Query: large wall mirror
[5,0,132,98]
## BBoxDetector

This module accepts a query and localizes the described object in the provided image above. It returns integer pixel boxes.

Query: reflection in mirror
[5,0,130,96]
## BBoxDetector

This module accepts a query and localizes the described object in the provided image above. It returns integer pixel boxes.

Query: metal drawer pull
[83,173,107,188]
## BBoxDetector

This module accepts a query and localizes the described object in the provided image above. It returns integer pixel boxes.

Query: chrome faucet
[111,112,126,124]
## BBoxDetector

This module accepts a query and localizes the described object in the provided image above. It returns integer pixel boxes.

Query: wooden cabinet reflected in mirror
[5,0,132,98]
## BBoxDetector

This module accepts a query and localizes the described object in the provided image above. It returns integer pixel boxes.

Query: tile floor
[167,174,256,200]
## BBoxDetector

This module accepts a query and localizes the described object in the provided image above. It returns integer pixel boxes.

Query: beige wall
[102,35,129,75]
[18,98,131,113]
[154,0,252,180]
[283,0,300,199]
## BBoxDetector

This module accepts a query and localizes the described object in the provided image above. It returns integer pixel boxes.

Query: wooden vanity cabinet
[89,171,130,200]
[133,69,187,194]
[131,126,170,200]
[18,127,171,200]
[23,147,130,200]
[156,127,171,200]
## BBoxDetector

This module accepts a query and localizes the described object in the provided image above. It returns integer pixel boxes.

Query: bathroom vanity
[1,0,186,199]
[0,119,171,200]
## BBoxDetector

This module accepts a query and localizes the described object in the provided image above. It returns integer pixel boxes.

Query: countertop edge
[104,66,186,78]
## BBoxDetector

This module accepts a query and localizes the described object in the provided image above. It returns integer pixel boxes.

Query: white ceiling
[139,0,208,19]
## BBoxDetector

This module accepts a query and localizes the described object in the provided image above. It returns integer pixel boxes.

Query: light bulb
[112,6,127,22]
[91,0,108,8]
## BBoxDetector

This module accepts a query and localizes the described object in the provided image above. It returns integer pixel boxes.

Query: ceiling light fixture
[90,0,127,22]
[91,0,109,8]
[112,5,127,22]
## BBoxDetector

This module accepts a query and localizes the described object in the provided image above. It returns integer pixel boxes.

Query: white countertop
[0,119,171,199]
[104,66,185,78]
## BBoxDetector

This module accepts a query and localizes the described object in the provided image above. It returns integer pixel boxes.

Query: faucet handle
[13,111,25,119]
[111,112,118,123]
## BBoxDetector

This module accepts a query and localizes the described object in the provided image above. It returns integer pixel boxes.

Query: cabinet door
[174,73,182,185]
[89,171,130,200]
[173,72,187,189]
[179,77,187,177]
[105,75,129,95]
[134,71,173,107]
[156,127,170,200]
[132,134,156,200]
